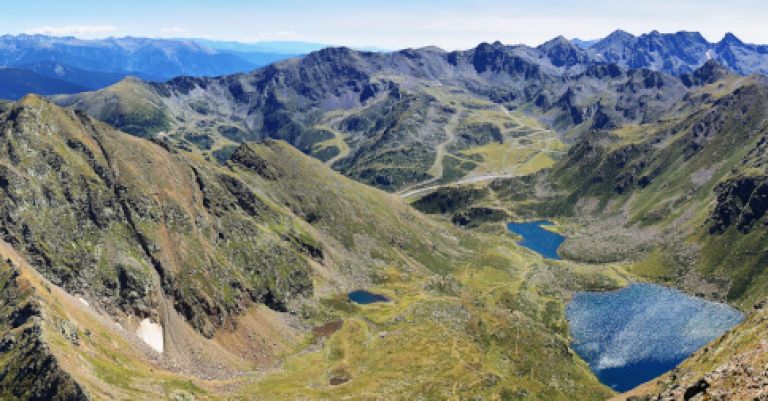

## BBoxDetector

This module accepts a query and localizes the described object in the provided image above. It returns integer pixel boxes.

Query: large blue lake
[566,283,743,392]
[507,220,565,259]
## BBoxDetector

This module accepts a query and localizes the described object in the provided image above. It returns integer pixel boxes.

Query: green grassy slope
[52,44,687,193]
[405,73,768,400]
[412,76,768,310]
[0,97,628,400]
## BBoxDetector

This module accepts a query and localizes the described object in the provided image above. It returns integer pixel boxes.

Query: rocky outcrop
[451,207,511,227]
[680,60,732,87]
[411,187,489,215]
[55,33,698,191]
[536,36,590,68]
[589,30,768,76]
[0,97,314,339]
[710,175,768,234]
[0,262,89,401]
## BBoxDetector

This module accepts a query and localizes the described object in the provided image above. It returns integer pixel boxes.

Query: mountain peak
[313,46,356,57]
[537,35,574,49]
[694,59,731,80]
[17,93,46,106]
[594,29,637,48]
[538,36,588,67]
[112,76,146,87]
[607,29,634,39]
[680,59,732,87]
[719,32,745,47]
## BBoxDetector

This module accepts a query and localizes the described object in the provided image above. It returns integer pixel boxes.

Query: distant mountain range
[190,38,330,54]
[54,33,748,191]
[577,30,768,75]
[0,67,89,99]
[0,34,306,99]
[4,28,768,400]
[1,30,767,101]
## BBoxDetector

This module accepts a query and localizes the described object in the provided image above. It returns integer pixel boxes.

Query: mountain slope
[0,67,88,99]
[0,96,628,400]
[0,260,88,401]
[0,34,260,80]
[411,66,768,309]
[403,59,768,398]
[588,30,768,75]
[0,95,322,340]
[17,61,159,89]
[548,74,768,308]
[54,41,692,192]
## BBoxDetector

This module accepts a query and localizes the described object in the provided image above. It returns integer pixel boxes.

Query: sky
[3,0,768,50]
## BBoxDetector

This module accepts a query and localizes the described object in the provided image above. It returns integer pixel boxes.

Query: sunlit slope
[54,42,688,192]
[412,74,768,310]
[0,96,628,400]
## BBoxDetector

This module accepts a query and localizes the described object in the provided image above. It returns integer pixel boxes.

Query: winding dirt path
[397,113,461,195]
[399,172,516,198]
[426,113,461,180]
[321,127,351,167]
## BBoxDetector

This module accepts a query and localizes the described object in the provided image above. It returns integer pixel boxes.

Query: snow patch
[136,318,164,353]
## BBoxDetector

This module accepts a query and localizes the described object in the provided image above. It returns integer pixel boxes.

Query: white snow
[136,318,164,353]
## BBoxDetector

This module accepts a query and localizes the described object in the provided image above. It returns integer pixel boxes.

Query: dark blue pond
[348,290,390,304]
[507,220,565,259]
[566,283,743,392]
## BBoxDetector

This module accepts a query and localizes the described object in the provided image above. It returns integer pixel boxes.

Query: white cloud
[249,31,305,41]
[160,26,187,35]
[26,25,117,37]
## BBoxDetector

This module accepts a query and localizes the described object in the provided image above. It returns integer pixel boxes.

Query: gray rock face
[0,98,315,338]
[588,30,768,76]
[710,175,768,234]
[57,35,700,191]
[0,263,89,401]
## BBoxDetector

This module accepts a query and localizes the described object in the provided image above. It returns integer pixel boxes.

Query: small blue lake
[507,220,565,260]
[566,283,743,392]
[348,290,390,304]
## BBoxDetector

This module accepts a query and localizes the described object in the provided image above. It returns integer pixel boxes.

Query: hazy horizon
[1,29,761,53]
[3,0,767,50]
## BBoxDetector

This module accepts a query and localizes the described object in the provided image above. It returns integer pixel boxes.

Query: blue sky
[4,0,768,49]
